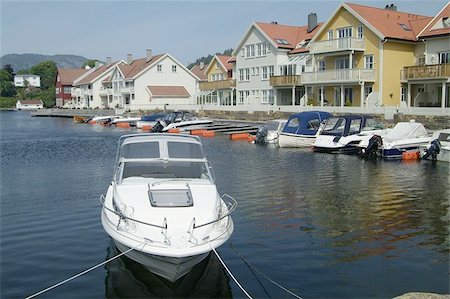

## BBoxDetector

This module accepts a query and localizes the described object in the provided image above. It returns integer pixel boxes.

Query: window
[262,67,268,80]
[365,86,373,99]
[268,66,274,77]
[262,43,269,55]
[400,87,406,102]
[250,44,255,57]
[439,52,450,64]
[131,94,135,100]
[63,86,71,94]
[172,65,177,72]
[338,27,352,38]
[275,39,289,45]
[157,64,162,72]
[245,68,250,81]
[349,118,362,134]
[357,25,363,38]
[417,56,425,66]
[215,62,220,69]
[257,44,262,56]
[399,23,411,31]
[239,69,244,82]
[261,90,274,104]
[318,60,326,71]
[245,45,251,58]
[364,55,374,69]
[335,57,350,69]
[328,29,334,40]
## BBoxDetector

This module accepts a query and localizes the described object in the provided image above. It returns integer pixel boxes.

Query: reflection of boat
[254,119,287,145]
[151,111,213,132]
[110,117,142,126]
[358,121,431,159]
[101,133,235,282]
[278,111,330,148]
[105,241,232,298]
[312,115,385,154]
[73,115,89,123]
[421,129,450,163]
[135,113,167,129]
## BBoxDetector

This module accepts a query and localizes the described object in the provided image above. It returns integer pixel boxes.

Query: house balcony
[82,89,93,96]
[120,86,135,94]
[308,37,365,54]
[270,75,302,87]
[302,68,376,85]
[71,89,82,97]
[400,63,450,81]
[199,79,236,91]
[99,88,113,96]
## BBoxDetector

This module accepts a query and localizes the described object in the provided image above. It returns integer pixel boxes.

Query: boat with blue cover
[277,111,331,148]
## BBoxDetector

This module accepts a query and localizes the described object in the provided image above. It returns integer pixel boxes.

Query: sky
[0,0,447,65]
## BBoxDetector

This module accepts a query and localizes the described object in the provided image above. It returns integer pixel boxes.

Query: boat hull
[114,240,209,282]
[278,133,315,148]
[313,145,360,154]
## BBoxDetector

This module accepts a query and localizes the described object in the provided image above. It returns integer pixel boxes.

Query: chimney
[200,61,205,69]
[106,57,112,67]
[271,21,278,24]
[127,54,133,64]
[307,13,317,33]
[94,61,100,69]
[146,49,153,62]
[385,3,397,11]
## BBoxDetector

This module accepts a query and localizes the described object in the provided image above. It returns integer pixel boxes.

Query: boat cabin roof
[282,111,331,136]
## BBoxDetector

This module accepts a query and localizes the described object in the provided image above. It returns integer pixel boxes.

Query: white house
[106,49,200,110]
[231,16,322,107]
[16,99,44,110]
[14,74,41,87]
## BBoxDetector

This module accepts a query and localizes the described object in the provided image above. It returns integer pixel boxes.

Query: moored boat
[100,133,235,282]
[421,129,450,163]
[151,111,213,132]
[254,119,287,145]
[278,111,331,148]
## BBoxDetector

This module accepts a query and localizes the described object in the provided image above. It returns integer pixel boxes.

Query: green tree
[81,60,97,68]
[2,64,14,80]
[30,60,57,90]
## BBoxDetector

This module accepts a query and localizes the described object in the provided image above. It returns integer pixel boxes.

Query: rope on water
[209,243,253,299]
[230,243,303,299]
[25,242,147,299]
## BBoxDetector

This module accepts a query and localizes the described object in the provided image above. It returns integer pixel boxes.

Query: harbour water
[1,111,449,298]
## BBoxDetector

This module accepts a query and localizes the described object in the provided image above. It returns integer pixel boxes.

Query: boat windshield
[321,117,346,136]
[362,118,384,131]
[121,160,211,181]
[265,121,283,131]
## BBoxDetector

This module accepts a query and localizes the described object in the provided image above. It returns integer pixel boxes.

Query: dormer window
[399,23,411,31]
[275,39,289,45]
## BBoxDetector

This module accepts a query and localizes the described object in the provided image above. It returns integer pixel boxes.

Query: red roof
[190,64,208,81]
[118,54,165,79]
[18,99,43,105]
[76,63,117,85]
[57,68,89,85]
[147,85,191,98]
[255,21,323,50]
[216,55,233,71]
[346,3,432,41]
[418,2,450,38]
[227,56,236,63]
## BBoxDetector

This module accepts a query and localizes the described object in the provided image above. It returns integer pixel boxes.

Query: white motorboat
[253,119,287,144]
[421,129,450,163]
[312,115,385,154]
[358,120,431,159]
[101,133,235,282]
[151,111,213,132]
[89,115,122,124]
[277,111,331,148]
[135,113,167,129]
[110,117,142,125]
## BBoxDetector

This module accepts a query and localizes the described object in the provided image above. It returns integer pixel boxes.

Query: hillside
[187,48,233,69]
[0,53,92,72]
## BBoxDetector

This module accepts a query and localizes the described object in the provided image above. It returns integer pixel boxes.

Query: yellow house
[198,55,236,106]
[303,3,432,108]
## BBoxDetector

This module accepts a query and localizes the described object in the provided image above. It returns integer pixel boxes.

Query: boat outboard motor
[361,135,382,158]
[255,126,268,144]
[422,139,441,161]
[150,120,167,133]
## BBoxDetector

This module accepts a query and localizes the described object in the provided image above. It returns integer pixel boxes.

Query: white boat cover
[383,122,428,143]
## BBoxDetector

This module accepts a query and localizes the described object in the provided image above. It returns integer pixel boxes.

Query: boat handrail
[193,194,237,229]
[100,195,168,229]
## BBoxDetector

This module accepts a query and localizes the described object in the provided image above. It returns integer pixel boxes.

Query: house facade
[401,2,450,108]
[14,74,40,87]
[304,3,432,108]
[198,55,235,106]
[55,68,91,107]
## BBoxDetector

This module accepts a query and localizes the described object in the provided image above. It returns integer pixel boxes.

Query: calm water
[1,111,449,299]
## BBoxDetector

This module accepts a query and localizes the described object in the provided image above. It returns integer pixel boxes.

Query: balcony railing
[199,79,236,91]
[401,63,450,80]
[99,88,113,96]
[302,68,376,84]
[120,86,135,94]
[71,89,81,97]
[308,37,365,54]
[270,75,302,86]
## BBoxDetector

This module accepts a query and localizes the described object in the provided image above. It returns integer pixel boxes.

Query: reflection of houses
[72,60,119,108]
[14,74,40,87]
[304,3,433,108]
[232,17,322,107]
[55,68,90,107]
[198,55,236,106]
[401,2,450,108]
[107,50,199,110]
[16,99,44,110]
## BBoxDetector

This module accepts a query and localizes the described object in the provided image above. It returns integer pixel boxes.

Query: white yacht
[101,134,235,282]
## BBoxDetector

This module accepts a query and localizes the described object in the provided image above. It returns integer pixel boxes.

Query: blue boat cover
[141,113,167,121]
[282,111,331,136]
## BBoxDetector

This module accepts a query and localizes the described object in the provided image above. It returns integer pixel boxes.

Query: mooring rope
[230,243,303,299]
[209,243,253,299]
[25,242,147,299]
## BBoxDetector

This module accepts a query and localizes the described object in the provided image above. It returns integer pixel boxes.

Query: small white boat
[358,120,431,159]
[110,117,142,125]
[421,129,450,163]
[312,115,385,154]
[89,115,122,124]
[278,111,331,148]
[254,119,287,145]
[151,111,213,132]
[101,133,235,282]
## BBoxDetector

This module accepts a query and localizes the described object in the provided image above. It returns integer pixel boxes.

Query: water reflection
[104,242,232,298]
